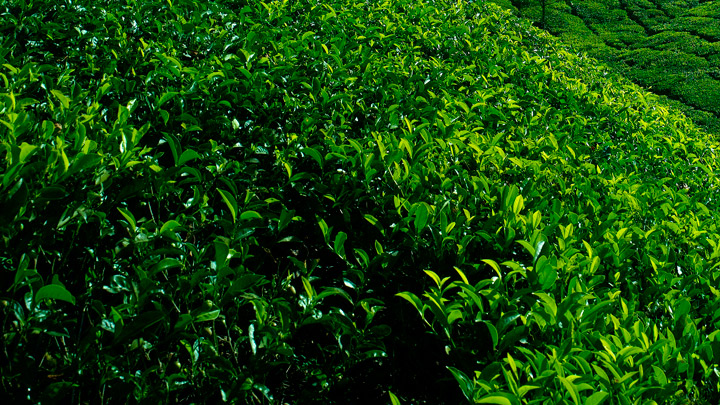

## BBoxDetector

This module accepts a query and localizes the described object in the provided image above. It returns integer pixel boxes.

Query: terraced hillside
[509,0,720,133]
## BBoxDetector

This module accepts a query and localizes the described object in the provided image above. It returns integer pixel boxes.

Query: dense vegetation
[3,0,720,403]
[507,0,720,134]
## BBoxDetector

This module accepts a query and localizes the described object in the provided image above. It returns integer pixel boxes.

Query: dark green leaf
[35,284,75,305]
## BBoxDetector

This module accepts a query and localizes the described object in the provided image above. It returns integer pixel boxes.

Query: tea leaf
[218,189,238,223]
[585,392,609,405]
[35,285,75,306]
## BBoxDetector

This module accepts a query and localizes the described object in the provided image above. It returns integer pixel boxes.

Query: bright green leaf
[218,189,238,223]
[476,392,519,405]
[585,391,609,405]
[389,391,402,405]
[50,90,70,109]
[240,211,262,221]
[195,310,220,322]
[159,220,182,235]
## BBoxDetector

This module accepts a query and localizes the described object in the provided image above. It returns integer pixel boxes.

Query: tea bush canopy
[2,0,720,403]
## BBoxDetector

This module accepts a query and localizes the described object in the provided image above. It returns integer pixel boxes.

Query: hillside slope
[508,0,720,133]
[2,0,720,403]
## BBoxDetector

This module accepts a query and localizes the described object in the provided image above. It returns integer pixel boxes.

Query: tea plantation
[3,0,720,403]
[509,0,720,134]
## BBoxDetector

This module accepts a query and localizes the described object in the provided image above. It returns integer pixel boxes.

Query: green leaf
[214,239,230,269]
[363,213,384,234]
[2,63,17,73]
[518,385,541,397]
[3,179,28,222]
[414,203,429,232]
[151,258,182,274]
[534,292,557,318]
[240,211,262,221]
[482,259,502,279]
[302,276,315,300]
[396,291,424,315]
[67,153,102,176]
[558,376,580,405]
[424,269,443,287]
[35,284,75,305]
[536,256,557,289]
[178,149,201,166]
[674,299,691,321]
[50,89,70,109]
[652,365,668,385]
[0,119,14,133]
[159,109,170,125]
[447,367,473,401]
[317,287,353,304]
[223,274,265,303]
[195,309,220,322]
[164,133,181,166]
[512,195,524,215]
[218,189,238,223]
[334,231,348,258]
[484,321,499,349]
[389,391,402,405]
[38,186,66,201]
[302,146,324,167]
[476,392,519,405]
[159,220,182,235]
[318,217,330,244]
[174,314,193,332]
[364,214,379,226]
[581,299,614,324]
[533,240,546,264]
[117,207,137,230]
[238,68,252,80]
[11,256,34,291]
[156,91,178,108]
[517,240,535,257]
[616,346,643,361]
[585,392,609,405]
[18,142,37,163]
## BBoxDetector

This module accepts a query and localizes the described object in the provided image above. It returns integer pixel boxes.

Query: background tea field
[506,0,720,133]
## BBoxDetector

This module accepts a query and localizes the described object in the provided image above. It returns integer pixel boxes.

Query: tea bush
[2,0,720,403]
[632,32,720,57]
